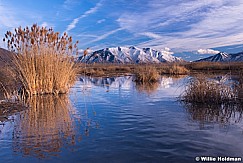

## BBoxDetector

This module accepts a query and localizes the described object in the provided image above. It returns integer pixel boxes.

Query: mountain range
[196,51,243,62]
[78,46,183,63]
[1,47,243,63]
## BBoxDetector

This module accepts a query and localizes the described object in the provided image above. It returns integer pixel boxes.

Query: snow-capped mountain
[230,52,243,61]
[195,51,243,62]
[195,52,229,62]
[78,46,183,63]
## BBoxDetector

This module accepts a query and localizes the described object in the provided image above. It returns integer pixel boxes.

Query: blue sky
[1,0,243,60]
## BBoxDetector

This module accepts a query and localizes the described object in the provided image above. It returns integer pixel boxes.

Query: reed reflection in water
[135,82,160,94]
[184,103,243,128]
[182,74,243,128]
[12,95,80,158]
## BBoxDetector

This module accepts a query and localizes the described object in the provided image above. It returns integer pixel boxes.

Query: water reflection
[12,95,79,158]
[1,75,243,162]
[182,74,243,128]
[79,76,134,90]
[79,75,185,94]
[184,103,243,128]
[135,82,160,94]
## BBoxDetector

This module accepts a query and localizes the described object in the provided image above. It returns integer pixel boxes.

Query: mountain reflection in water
[78,75,185,95]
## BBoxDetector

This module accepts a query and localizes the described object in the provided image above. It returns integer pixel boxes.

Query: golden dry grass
[76,62,243,77]
[77,63,189,77]
[156,64,189,75]
[134,65,160,83]
[14,46,77,96]
[181,75,237,104]
[3,24,78,96]
[185,62,243,73]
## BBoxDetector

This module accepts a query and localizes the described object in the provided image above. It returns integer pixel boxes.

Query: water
[0,75,243,163]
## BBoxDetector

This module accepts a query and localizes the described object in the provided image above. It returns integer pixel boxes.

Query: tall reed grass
[156,64,189,75]
[134,66,160,83]
[3,24,78,96]
[182,75,237,104]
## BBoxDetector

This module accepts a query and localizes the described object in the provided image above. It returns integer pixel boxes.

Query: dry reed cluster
[3,24,78,96]
[182,75,237,104]
[134,66,160,83]
[156,64,189,75]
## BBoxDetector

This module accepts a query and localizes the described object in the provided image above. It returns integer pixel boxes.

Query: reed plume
[3,24,79,96]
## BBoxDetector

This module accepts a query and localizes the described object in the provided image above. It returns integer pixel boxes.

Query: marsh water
[0,75,243,163]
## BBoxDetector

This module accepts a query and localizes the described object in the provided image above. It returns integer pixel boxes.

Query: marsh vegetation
[181,73,243,104]
[3,24,78,97]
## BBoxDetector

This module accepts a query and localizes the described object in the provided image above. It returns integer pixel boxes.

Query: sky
[1,0,243,60]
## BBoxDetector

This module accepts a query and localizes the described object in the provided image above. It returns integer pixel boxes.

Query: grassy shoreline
[1,59,243,118]
[76,63,189,77]
[1,61,243,98]
[76,61,243,77]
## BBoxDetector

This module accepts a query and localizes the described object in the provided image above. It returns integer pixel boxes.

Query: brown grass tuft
[181,75,237,104]
[3,24,78,96]
[134,65,160,83]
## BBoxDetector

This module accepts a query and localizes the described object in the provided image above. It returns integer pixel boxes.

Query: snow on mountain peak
[79,46,183,63]
[195,51,243,62]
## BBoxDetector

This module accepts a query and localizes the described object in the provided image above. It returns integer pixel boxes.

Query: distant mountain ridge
[78,46,183,63]
[196,51,243,62]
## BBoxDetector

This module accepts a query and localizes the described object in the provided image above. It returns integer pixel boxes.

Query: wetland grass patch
[134,65,160,83]
[181,75,240,104]
[3,24,79,96]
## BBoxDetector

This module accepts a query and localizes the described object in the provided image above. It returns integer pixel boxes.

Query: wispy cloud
[140,32,162,39]
[197,49,220,55]
[117,0,243,51]
[66,18,79,33]
[62,0,80,10]
[0,4,21,28]
[81,28,124,47]
[0,2,27,47]
[97,19,106,24]
[77,33,98,38]
[65,1,103,33]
